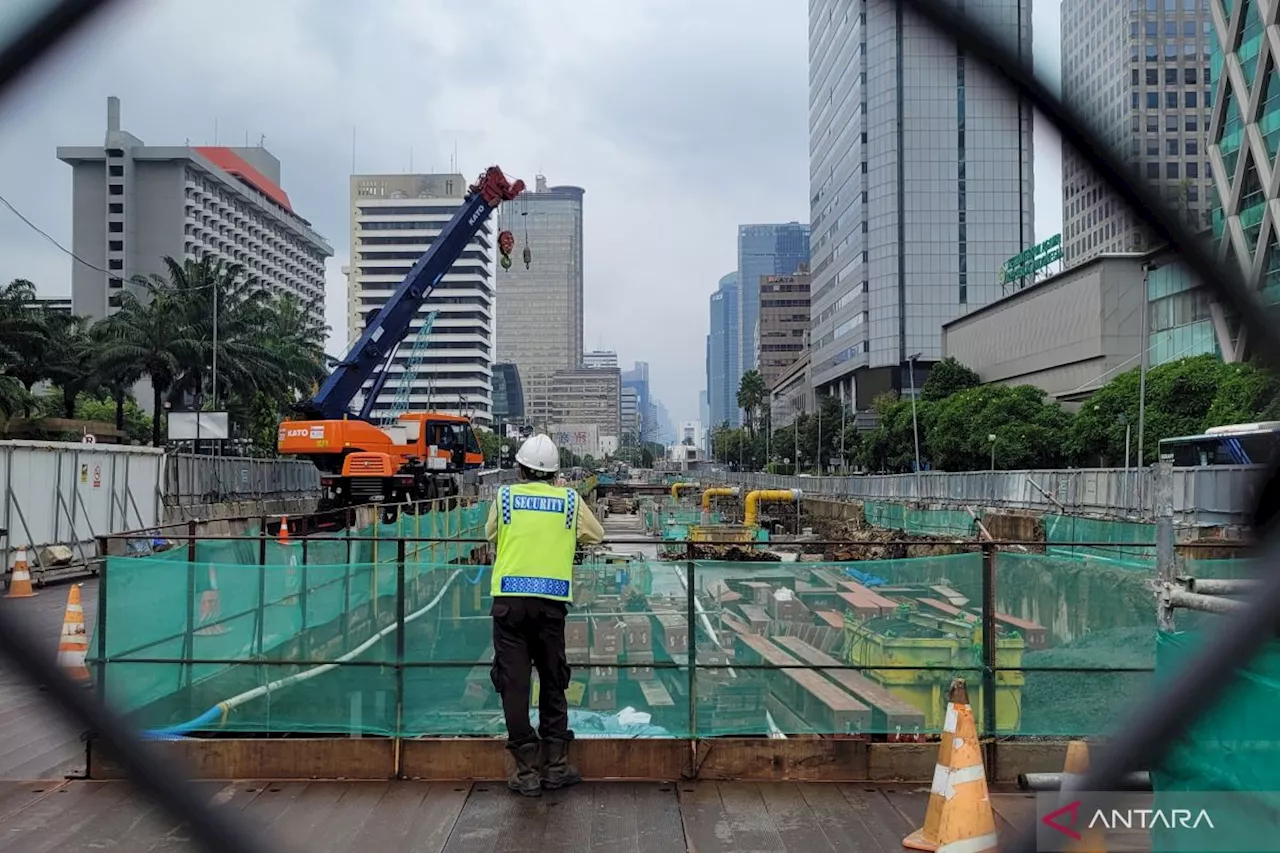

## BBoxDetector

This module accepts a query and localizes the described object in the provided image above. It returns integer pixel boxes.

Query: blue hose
[141,704,223,739]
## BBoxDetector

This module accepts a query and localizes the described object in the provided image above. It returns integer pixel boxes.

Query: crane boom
[298,166,525,421]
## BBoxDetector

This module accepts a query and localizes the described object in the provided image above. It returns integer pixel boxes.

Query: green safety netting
[863,501,980,537]
[1150,621,1280,852]
[1043,513,1156,566]
[92,520,1235,739]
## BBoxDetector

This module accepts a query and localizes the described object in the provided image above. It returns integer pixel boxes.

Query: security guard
[485,433,604,797]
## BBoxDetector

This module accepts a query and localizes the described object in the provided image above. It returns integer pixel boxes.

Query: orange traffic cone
[277,514,290,544]
[57,583,90,685]
[6,547,35,599]
[1058,740,1107,852]
[902,678,998,853]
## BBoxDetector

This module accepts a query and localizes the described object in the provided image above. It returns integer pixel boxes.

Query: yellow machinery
[700,486,740,512]
[671,482,699,499]
[842,610,1025,732]
[744,488,802,528]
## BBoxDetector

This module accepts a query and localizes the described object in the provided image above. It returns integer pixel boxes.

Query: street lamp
[988,433,997,471]
[907,353,923,498]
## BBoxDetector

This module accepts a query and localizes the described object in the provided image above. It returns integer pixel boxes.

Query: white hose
[219,569,462,713]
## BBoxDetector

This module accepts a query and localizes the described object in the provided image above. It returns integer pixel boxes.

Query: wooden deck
[0,578,95,780]
[0,779,1048,852]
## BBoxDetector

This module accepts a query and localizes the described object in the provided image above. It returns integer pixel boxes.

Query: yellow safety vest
[491,482,579,602]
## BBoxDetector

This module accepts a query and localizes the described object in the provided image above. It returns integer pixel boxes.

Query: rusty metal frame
[1,1,1279,852]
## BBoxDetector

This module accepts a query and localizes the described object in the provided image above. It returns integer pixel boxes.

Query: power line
[0,190,116,276]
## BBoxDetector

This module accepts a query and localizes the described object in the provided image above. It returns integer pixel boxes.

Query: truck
[277,166,526,528]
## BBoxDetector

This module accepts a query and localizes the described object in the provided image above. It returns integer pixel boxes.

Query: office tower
[1060,0,1213,266]
[757,264,812,392]
[1207,0,1280,360]
[621,386,640,441]
[738,223,810,374]
[547,368,622,438]
[808,0,1034,407]
[707,272,740,427]
[621,361,651,442]
[57,97,331,323]
[495,175,585,417]
[491,362,525,425]
[345,173,495,426]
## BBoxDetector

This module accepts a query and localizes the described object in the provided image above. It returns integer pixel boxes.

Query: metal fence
[724,466,1266,526]
[0,440,164,574]
[162,454,322,506]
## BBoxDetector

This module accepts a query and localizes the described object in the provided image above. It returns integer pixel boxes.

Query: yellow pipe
[671,482,698,499]
[701,486,740,511]
[744,488,802,528]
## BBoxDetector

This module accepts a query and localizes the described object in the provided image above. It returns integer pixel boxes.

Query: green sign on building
[999,234,1062,285]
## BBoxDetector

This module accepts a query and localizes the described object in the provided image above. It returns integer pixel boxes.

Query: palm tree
[42,314,99,418]
[736,369,768,436]
[94,288,201,445]
[0,279,43,417]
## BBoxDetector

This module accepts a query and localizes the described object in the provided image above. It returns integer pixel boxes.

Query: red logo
[1042,801,1082,840]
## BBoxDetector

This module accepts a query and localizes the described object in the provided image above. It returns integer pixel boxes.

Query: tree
[921,357,980,402]
[94,288,199,446]
[1069,354,1229,466]
[736,369,768,435]
[927,384,1072,470]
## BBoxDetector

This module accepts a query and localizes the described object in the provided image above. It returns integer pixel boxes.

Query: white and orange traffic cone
[57,583,90,685]
[6,547,35,599]
[902,678,998,853]
[277,514,290,544]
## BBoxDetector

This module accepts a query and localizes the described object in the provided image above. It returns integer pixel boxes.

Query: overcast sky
[0,0,1062,425]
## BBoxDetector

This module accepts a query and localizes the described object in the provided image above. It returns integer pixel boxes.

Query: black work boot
[506,740,542,797]
[540,737,582,790]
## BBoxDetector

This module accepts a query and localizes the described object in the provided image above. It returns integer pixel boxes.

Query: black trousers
[489,596,572,746]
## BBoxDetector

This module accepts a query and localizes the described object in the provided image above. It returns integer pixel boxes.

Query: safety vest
[491,482,579,602]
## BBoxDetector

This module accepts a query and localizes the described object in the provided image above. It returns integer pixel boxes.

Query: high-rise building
[547,368,621,438]
[808,0,1034,408]
[345,173,495,426]
[582,350,618,369]
[1060,0,1213,266]
[491,362,525,424]
[1207,0,1280,360]
[57,97,332,323]
[621,361,651,442]
[738,223,810,374]
[707,272,740,427]
[495,175,584,418]
[620,385,640,440]
[757,264,812,392]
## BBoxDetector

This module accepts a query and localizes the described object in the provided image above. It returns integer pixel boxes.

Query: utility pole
[907,353,923,498]
[1137,262,1152,508]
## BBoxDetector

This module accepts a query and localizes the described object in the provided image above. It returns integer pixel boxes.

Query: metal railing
[2,2,1280,853]
[725,466,1267,525]
[162,454,322,506]
[93,532,1233,746]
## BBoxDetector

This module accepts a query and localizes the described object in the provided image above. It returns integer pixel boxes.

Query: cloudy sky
[0,0,1062,425]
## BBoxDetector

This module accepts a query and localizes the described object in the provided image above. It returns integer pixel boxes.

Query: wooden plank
[794,783,895,852]
[87,737,396,780]
[678,782,732,852]
[441,782,549,852]
[694,739,869,781]
[755,782,843,852]
[771,636,926,736]
[837,580,899,613]
[835,784,917,846]
[344,783,469,852]
[0,780,133,850]
[402,738,687,782]
[715,783,789,851]
[638,679,675,707]
[733,635,872,734]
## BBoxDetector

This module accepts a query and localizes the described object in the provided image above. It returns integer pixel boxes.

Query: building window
[1184,67,1198,84]
[1185,91,1197,108]
[108,221,122,233]
[1166,162,1180,179]
[109,240,122,251]
[1147,162,1160,179]
[108,184,123,196]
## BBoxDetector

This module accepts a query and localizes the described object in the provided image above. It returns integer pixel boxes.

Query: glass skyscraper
[707,273,740,428]
[1208,0,1280,361]
[808,0,1034,408]
[737,223,811,375]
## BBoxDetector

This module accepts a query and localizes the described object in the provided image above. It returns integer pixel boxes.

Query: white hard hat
[515,433,560,473]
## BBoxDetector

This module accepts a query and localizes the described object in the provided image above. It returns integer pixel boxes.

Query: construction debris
[659,544,781,562]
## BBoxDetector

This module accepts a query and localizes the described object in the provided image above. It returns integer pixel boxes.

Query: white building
[346,173,495,426]
[582,350,618,369]
[58,97,332,324]
[676,420,705,451]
